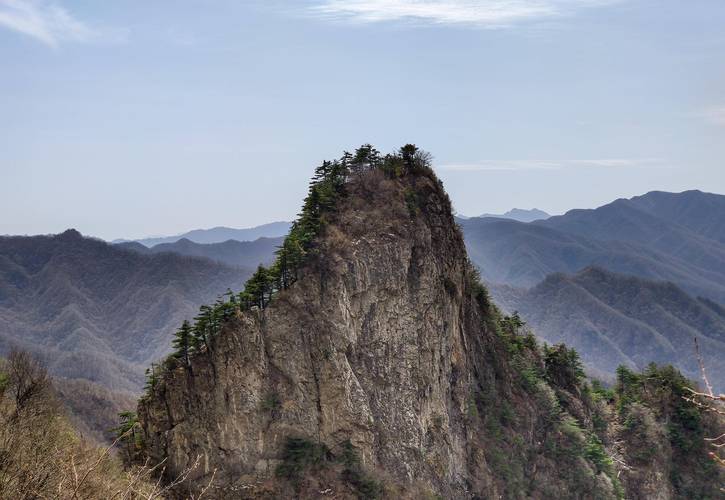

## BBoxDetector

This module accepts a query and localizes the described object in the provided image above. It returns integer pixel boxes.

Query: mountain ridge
[0,229,251,392]
[461,189,725,303]
[115,236,283,269]
[478,207,551,222]
[492,266,725,392]
[115,221,292,247]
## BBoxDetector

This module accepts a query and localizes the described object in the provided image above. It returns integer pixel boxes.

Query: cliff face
[140,171,483,496]
[138,164,721,498]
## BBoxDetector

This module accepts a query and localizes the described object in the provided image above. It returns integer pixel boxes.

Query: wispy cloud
[309,0,622,28]
[439,158,665,171]
[0,0,93,47]
[700,106,725,127]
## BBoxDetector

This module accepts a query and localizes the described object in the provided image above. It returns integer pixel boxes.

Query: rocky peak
[137,147,723,499]
[56,228,83,241]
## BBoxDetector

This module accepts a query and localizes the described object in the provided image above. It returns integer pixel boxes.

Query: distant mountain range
[114,221,292,247]
[2,190,724,423]
[478,207,551,222]
[0,229,250,392]
[115,236,283,269]
[491,267,725,391]
[460,190,725,304]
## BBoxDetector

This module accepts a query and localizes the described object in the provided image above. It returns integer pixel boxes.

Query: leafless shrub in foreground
[0,349,214,499]
[685,339,725,474]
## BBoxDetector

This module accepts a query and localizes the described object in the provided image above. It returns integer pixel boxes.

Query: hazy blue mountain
[0,229,251,392]
[478,208,550,222]
[117,221,292,247]
[492,267,725,392]
[461,190,725,303]
[114,241,150,254]
[627,190,725,244]
[539,193,725,280]
[460,217,725,302]
[116,236,283,268]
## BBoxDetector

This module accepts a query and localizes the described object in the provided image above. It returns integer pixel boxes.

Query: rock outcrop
[138,156,722,499]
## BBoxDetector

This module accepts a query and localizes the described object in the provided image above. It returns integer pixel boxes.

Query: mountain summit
[479,207,550,222]
[137,146,721,499]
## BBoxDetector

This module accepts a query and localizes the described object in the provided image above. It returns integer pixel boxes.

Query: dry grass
[0,350,212,499]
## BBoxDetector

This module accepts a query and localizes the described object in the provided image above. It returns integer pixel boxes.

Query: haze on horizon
[2,0,725,241]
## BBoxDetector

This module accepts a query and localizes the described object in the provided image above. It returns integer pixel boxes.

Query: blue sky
[1,0,724,240]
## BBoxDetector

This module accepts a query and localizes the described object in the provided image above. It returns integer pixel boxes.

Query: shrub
[339,441,383,499]
[519,365,542,392]
[498,312,537,355]
[591,410,608,435]
[443,277,457,296]
[590,379,615,403]
[0,351,179,498]
[404,187,422,218]
[261,391,281,413]
[614,365,641,414]
[584,435,613,474]
[275,437,330,481]
[535,383,563,425]
[341,466,383,499]
[556,417,586,461]
[275,437,383,498]
[544,344,584,391]
[620,403,660,463]
[466,261,492,311]
[113,411,143,465]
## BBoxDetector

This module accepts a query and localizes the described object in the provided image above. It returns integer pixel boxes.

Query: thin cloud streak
[0,0,93,47]
[309,0,623,28]
[438,158,666,172]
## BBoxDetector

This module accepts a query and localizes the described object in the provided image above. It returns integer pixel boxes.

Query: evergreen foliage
[584,434,613,474]
[615,363,718,496]
[275,437,330,481]
[171,320,193,367]
[142,364,159,394]
[498,311,537,355]
[113,411,143,464]
[543,343,585,391]
[339,440,384,499]
[274,437,382,498]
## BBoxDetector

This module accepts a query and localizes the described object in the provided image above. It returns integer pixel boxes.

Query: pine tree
[400,144,419,173]
[172,320,193,367]
[247,265,271,309]
[113,411,140,463]
[143,364,159,393]
[192,305,212,351]
[352,144,381,171]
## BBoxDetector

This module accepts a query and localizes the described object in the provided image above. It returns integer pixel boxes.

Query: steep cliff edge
[137,147,722,499]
